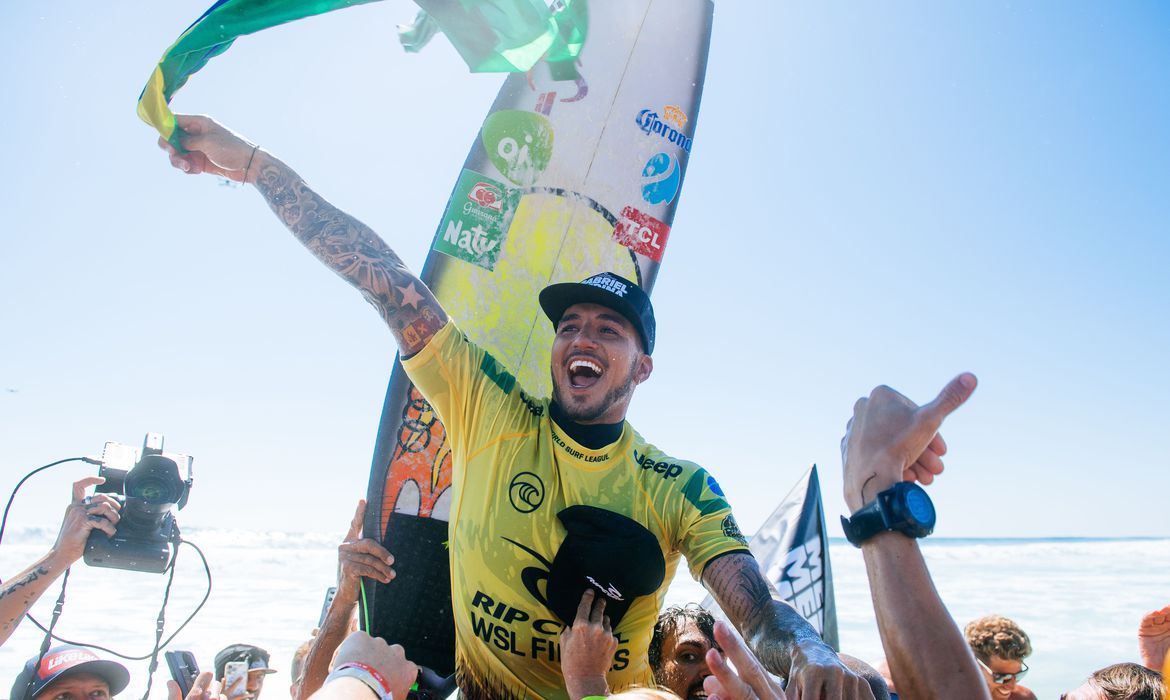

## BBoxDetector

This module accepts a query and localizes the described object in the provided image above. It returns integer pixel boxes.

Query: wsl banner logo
[635,106,693,153]
[641,152,680,205]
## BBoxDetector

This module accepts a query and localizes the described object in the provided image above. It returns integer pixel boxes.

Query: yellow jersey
[402,320,748,700]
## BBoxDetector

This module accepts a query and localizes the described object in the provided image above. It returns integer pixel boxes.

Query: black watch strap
[840,497,888,547]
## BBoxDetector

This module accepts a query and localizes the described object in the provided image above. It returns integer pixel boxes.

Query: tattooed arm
[0,477,119,645]
[159,115,448,356]
[702,552,879,699]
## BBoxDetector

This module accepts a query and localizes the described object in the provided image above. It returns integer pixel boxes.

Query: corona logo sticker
[663,105,688,130]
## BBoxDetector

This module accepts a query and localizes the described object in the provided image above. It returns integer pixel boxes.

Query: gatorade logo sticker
[640,152,680,205]
[433,169,517,271]
[482,110,554,186]
[613,206,670,263]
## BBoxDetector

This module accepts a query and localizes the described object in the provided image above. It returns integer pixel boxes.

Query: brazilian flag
[139,0,587,147]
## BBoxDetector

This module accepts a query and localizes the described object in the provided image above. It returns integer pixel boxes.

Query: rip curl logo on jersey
[640,152,680,206]
[509,472,545,513]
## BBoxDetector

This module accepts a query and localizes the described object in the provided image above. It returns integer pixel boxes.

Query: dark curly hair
[964,615,1033,663]
[648,604,717,675]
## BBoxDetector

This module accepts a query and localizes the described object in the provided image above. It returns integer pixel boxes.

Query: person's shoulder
[628,432,705,483]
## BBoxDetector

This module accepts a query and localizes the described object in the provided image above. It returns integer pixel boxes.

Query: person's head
[11,646,130,700]
[289,640,312,700]
[214,644,277,699]
[1061,663,1165,700]
[965,615,1033,699]
[649,605,719,700]
[539,273,655,424]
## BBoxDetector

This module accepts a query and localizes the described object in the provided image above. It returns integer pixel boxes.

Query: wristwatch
[840,482,936,547]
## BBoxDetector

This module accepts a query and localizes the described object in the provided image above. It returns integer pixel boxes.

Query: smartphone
[318,586,338,627]
[165,650,200,698]
[224,661,249,699]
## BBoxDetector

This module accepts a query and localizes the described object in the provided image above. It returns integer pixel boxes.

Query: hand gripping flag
[702,465,840,650]
[139,0,587,147]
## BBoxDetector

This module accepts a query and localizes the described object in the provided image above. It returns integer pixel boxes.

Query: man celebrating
[160,116,887,700]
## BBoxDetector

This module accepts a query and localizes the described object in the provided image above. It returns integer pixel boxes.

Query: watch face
[905,487,935,524]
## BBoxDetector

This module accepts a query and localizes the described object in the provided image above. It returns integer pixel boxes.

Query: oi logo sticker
[481,110,554,187]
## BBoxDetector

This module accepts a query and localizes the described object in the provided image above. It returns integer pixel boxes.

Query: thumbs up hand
[841,373,977,512]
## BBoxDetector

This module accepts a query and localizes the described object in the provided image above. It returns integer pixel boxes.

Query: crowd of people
[2,112,1167,700]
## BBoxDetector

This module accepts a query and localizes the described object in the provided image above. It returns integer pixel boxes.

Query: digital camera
[83,433,193,573]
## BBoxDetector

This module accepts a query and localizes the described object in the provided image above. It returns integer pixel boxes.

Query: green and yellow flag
[139,0,588,147]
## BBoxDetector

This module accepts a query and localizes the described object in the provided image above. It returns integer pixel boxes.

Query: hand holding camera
[83,433,193,573]
[51,476,121,566]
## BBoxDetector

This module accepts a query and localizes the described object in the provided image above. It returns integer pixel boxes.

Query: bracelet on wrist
[328,662,393,700]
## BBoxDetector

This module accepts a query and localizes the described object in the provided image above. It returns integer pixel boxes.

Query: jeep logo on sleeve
[634,450,683,479]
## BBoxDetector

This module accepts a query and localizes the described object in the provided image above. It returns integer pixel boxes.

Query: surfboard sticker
[363,0,715,676]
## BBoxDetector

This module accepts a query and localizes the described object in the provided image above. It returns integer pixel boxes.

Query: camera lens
[120,455,188,532]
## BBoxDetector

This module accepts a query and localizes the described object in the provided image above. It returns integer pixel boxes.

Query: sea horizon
[1,529,1166,699]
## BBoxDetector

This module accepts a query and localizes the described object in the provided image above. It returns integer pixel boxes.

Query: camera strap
[23,568,70,700]
[138,538,181,700]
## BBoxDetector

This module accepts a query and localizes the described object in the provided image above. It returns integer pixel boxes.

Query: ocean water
[1,529,1166,699]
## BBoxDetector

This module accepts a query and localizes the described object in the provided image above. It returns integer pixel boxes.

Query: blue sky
[1,1,1167,539]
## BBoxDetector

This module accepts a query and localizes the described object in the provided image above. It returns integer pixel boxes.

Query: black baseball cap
[214,644,276,679]
[545,505,666,628]
[539,272,656,355]
[11,645,130,700]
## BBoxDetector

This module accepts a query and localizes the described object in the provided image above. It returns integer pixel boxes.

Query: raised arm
[841,374,988,700]
[159,115,448,356]
[702,552,877,699]
[1,477,120,645]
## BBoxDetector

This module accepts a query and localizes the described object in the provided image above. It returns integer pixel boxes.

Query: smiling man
[161,116,881,700]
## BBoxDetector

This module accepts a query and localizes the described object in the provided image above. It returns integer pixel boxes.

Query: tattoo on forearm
[254,160,447,354]
[704,553,825,678]
[0,566,49,601]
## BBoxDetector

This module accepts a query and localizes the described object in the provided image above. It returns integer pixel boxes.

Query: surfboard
[361,0,715,677]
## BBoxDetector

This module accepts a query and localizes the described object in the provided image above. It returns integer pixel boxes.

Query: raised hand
[703,621,788,700]
[841,373,977,512]
[166,672,214,700]
[158,115,259,182]
[559,589,618,700]
[54,476,121,564]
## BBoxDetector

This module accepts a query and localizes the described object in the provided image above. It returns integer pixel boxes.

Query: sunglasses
[976,658,1029,684]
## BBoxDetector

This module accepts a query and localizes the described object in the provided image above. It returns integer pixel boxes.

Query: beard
[552,354,640,424]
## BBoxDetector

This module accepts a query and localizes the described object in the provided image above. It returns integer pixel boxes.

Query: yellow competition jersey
[402,321,749,700]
